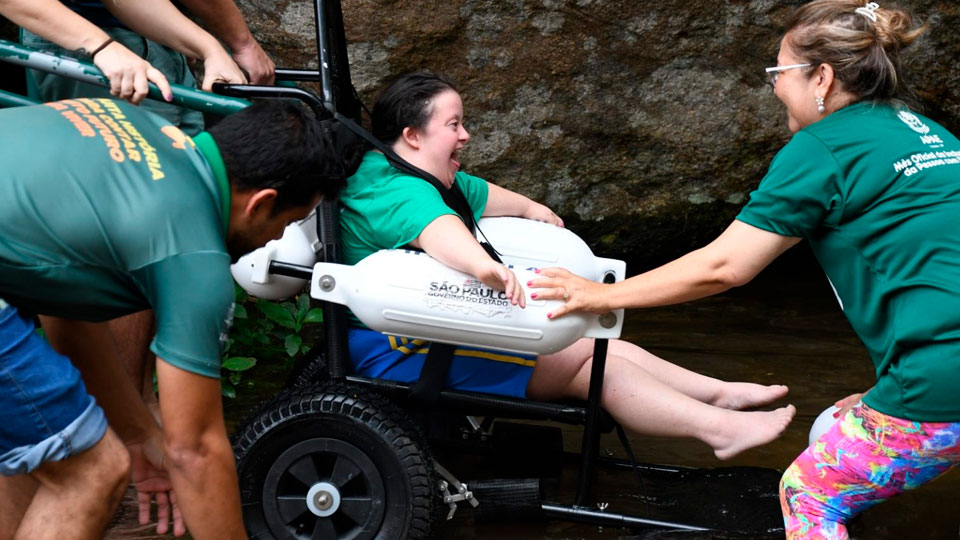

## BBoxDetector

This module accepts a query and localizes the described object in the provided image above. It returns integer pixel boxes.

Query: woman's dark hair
[785,0,926,103]
[210,100,363,213]
[372,73,458,145]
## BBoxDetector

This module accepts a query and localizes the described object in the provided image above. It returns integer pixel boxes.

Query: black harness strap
[408,342,457,403]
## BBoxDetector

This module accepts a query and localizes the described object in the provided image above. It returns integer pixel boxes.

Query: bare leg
[527,340,795,460]
[601,339,787,409]
[109,310,160,421]
[14,428,130,540]
[0,475,37,540]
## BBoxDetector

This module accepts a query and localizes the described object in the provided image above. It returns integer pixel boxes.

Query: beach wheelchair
[0,1,785,537]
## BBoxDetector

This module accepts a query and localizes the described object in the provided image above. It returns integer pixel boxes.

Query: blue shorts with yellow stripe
[348,327,536,398]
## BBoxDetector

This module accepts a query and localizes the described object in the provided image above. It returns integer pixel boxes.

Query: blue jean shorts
[0,302,107,476]
[348,327,537,398]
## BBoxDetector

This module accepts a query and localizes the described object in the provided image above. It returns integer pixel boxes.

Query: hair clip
[855,2,880,22]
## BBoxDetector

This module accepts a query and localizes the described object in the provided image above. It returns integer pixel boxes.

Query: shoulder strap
[383,154,477,235]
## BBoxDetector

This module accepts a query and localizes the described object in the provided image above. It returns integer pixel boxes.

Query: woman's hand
[524,201,564,227]
[833,392,866,419]
[475,259,526,308]
[529,267,610,318]
[93,42,173,104]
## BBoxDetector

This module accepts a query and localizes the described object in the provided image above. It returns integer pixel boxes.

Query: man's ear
[401,126,421,150]
[243,188,279,218]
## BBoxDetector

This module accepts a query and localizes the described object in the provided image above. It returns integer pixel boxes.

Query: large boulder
[8,2,959,264]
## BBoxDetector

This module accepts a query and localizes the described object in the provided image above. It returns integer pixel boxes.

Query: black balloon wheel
[261,437,385,540]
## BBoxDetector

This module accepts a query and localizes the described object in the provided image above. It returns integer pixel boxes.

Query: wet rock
[5,2,955,266]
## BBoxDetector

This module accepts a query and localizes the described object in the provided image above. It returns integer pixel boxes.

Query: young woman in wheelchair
[338,72,796,460]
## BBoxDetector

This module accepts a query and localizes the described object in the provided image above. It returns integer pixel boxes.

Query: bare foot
[710,404,796,460]
[712,383,789,410]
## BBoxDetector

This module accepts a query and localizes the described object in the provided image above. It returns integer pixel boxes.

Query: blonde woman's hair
[785,0,926,102]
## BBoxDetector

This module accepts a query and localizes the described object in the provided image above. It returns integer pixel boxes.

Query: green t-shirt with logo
[0,98,234,378]
[738,101,960,421]
[339,150,489,266]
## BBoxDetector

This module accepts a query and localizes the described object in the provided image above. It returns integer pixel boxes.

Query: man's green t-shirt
[0,99,234,378]
[339,151,489,266]
[738,101,960,421]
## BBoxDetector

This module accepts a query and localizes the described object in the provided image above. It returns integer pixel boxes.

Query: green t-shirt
[339,151,489,266]
[0,99,234,378]
[738,102,960,421]
[338,151,490,327]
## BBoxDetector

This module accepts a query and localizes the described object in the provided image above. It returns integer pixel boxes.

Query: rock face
[5,2,960,265]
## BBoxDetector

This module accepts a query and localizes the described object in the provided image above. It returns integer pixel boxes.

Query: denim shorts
[0,301,107,476]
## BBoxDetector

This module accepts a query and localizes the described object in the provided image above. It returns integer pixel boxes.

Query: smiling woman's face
[774,33,820,133]
[411,89,470,187]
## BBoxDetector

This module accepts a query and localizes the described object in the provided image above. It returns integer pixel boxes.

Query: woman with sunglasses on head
[339,72,796,462]
[531,1,960,537]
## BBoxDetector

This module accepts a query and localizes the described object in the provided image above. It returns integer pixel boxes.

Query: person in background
[530,2,960,538]
[14,0,276,130]
[0,0,253,106]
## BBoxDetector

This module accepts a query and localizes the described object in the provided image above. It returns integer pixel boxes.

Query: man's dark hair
[372,73,457,145]
[210,100,362,213]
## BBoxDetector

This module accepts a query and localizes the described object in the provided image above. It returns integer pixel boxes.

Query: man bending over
[0,98,356,539]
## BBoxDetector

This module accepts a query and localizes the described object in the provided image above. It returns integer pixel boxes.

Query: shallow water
[105,248,960,539]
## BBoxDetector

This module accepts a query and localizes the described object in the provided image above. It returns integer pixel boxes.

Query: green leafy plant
[221,285,324,398]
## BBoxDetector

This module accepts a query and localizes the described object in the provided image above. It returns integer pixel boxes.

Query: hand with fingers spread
[529,267,611,319]
[476,260,526,308]
[127,436,186,537]
[92,42,174,105]
[833,392,866,420]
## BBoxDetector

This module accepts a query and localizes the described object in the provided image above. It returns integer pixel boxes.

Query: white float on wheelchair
[232,216,626,355]
[231,209,321,300]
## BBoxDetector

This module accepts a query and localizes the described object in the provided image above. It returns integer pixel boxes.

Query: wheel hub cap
[306,481,341,517]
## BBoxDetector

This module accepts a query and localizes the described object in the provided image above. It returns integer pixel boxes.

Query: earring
[816,96,825,114]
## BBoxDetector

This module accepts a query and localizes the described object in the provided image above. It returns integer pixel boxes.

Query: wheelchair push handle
[0,39,250,115]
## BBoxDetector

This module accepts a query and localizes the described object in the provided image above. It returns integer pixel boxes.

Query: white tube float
[230,210,321,300]
[808,405,842,445]
[233,215,626,354]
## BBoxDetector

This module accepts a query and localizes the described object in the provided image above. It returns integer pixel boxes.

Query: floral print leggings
[780,403,960,539]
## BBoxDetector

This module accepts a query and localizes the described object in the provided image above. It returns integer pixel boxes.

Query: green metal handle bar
[0,39,250,115]
[0,87,39,107]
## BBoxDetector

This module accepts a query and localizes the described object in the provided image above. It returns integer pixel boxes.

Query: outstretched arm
[155,359,247,540]
[100,0,247,90]
[177,0,275,85]
[483,182,563,226]
[532,220,800,318]
[413,214,526,307]
[0,0,173,103]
